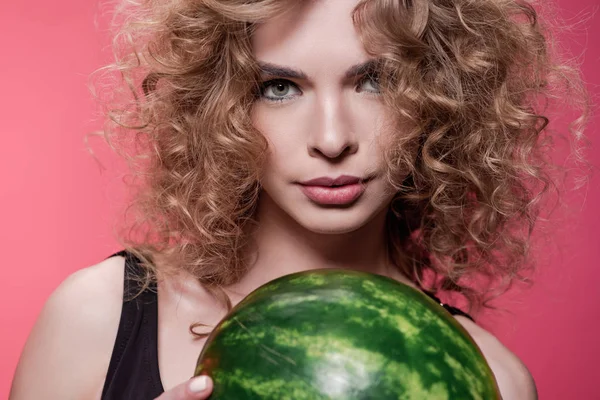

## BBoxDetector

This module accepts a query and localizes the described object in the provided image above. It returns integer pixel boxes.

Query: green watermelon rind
[194,269,501,400]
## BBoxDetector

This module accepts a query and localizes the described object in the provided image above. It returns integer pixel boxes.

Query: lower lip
[299,183,365,205]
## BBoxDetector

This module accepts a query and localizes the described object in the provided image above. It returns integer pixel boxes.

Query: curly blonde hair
[92,0,589,321]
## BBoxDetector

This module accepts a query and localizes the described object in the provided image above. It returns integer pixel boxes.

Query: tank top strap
[422,290,475,322]
[106,250,156,294]
[101,250,164,399]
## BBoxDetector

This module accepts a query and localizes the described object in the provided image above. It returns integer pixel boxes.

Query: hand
[154,375,213,400]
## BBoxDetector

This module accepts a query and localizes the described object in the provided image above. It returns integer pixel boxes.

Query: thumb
[154,375,213,400]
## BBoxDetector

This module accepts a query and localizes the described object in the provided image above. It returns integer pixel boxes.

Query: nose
[307,94,358,160]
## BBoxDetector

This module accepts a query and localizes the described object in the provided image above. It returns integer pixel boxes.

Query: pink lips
[298,175,366,205]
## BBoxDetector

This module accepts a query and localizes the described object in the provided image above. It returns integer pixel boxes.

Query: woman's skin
[10,1,538,399]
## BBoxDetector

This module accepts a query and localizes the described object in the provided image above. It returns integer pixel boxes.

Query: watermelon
[194,269,500,399]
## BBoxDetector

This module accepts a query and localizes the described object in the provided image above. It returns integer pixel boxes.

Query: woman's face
[251,0,399,234]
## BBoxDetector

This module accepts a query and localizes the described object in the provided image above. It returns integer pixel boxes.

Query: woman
[10,0,588,399]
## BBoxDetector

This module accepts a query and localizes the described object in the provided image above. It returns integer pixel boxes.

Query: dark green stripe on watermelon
[195,270,500,400]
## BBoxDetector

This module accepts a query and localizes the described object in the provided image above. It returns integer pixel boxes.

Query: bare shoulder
[9,254,127,400]
[454,315,538,400]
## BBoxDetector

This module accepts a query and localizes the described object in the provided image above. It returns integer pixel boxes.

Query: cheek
[251,105,308,168]
[362,112,397,165]
[351,100,394,138]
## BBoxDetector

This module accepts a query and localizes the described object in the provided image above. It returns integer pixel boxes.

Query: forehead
[251,0,369,68]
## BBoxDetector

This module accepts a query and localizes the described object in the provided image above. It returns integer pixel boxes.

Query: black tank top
[100,250,474,399]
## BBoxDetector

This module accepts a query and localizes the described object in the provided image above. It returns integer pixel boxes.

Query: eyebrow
[257,59,379,81]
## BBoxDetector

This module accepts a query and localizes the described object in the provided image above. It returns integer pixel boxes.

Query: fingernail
[189,375,208,393]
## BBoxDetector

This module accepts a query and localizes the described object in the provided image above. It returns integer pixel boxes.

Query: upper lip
[299,175,362,187]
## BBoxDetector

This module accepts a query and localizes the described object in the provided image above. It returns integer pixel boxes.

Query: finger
[154,375,213,400]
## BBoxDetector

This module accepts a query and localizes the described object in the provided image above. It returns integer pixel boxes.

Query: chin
[290,207,381,235]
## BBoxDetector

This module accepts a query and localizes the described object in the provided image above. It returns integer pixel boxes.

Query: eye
[258,79,301,102]
[357,74,380,94]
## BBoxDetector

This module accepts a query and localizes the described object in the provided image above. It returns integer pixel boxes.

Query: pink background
[2,0,598,398]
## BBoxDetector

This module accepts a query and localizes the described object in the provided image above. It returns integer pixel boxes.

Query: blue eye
[357,75,380,94]
[259,79,301,103]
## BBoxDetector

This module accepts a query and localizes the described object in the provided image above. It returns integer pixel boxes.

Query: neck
[226,194,415,299]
